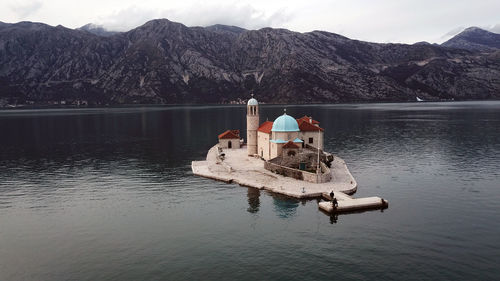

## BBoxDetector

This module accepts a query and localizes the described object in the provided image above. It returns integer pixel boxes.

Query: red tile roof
[258,121,273,134]
[298,120,324,131]
[218,130,240,139]
[282,141,299,149]
[297,116,320,125]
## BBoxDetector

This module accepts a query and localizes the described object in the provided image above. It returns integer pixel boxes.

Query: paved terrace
[192,145,358,198]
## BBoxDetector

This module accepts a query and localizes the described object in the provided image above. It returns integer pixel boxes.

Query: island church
[219,97,324,161]
[196,97,386,208]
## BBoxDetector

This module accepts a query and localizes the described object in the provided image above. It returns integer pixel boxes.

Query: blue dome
[247,98,258,106]
[272,113,299,132]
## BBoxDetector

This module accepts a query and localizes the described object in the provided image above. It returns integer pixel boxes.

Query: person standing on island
[330,191,338,208]
[332,197,338,208]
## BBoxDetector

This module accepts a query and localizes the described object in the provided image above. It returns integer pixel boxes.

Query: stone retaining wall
[302,171,318,183]
[264,161,305,181]
[264,161,333,183]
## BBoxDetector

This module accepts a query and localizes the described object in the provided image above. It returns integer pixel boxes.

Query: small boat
[416,96,424,102]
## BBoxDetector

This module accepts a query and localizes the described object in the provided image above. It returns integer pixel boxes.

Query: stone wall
[265,146,334,183]
[272,148,327,172]
[264,160,332,183]
[265,152,334,183]
[305,144,334,165]
[302,171,318,183]
[219,138,240,149]
[264,161,304,181]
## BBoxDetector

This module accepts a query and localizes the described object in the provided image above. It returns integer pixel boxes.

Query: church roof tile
[218,130,240,139]
[258,121,273,134]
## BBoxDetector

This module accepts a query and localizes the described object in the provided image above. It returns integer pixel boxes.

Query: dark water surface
[0,101,499,280]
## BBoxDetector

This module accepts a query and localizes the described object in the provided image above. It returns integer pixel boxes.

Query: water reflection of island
[247,187,260,214]
[247,190,303,218]
[272,194,300,219]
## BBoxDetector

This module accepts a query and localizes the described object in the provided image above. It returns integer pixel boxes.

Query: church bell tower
[246,95,259,156]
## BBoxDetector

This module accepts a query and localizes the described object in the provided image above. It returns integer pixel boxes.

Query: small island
[192,97,388,213]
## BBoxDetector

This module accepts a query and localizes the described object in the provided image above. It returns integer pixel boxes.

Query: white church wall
[299,131,324,150]
[258,131,271,160]
[273,131,299,141]
[270,142,284,159]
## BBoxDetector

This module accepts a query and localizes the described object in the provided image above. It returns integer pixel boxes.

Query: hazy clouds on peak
[440,24,500,42]
[1,0,499,44]
[97,4,292,32]
[489,24,500,34]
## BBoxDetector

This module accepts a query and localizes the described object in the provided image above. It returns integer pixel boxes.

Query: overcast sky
[1,0,499,43]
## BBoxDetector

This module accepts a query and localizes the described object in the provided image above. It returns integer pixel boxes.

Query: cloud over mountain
[96,3,292,32]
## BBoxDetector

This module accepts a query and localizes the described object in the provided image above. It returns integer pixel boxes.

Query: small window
[309,137,313,144]
[287,150,296,156]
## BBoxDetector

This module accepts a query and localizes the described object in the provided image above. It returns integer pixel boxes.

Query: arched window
[287,150,296,156]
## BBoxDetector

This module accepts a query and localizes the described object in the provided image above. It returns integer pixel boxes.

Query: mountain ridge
[0,19,499,106]
[442,27,500,51]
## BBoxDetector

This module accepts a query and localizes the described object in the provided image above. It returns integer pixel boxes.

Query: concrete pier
[319,192,388,213]
[192,145,388,212]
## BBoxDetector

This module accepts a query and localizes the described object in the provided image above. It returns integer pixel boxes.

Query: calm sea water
[0,101,499,280]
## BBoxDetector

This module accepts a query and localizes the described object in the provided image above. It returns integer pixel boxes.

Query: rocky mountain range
[442,27,500,51]
[0,19,499,105]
